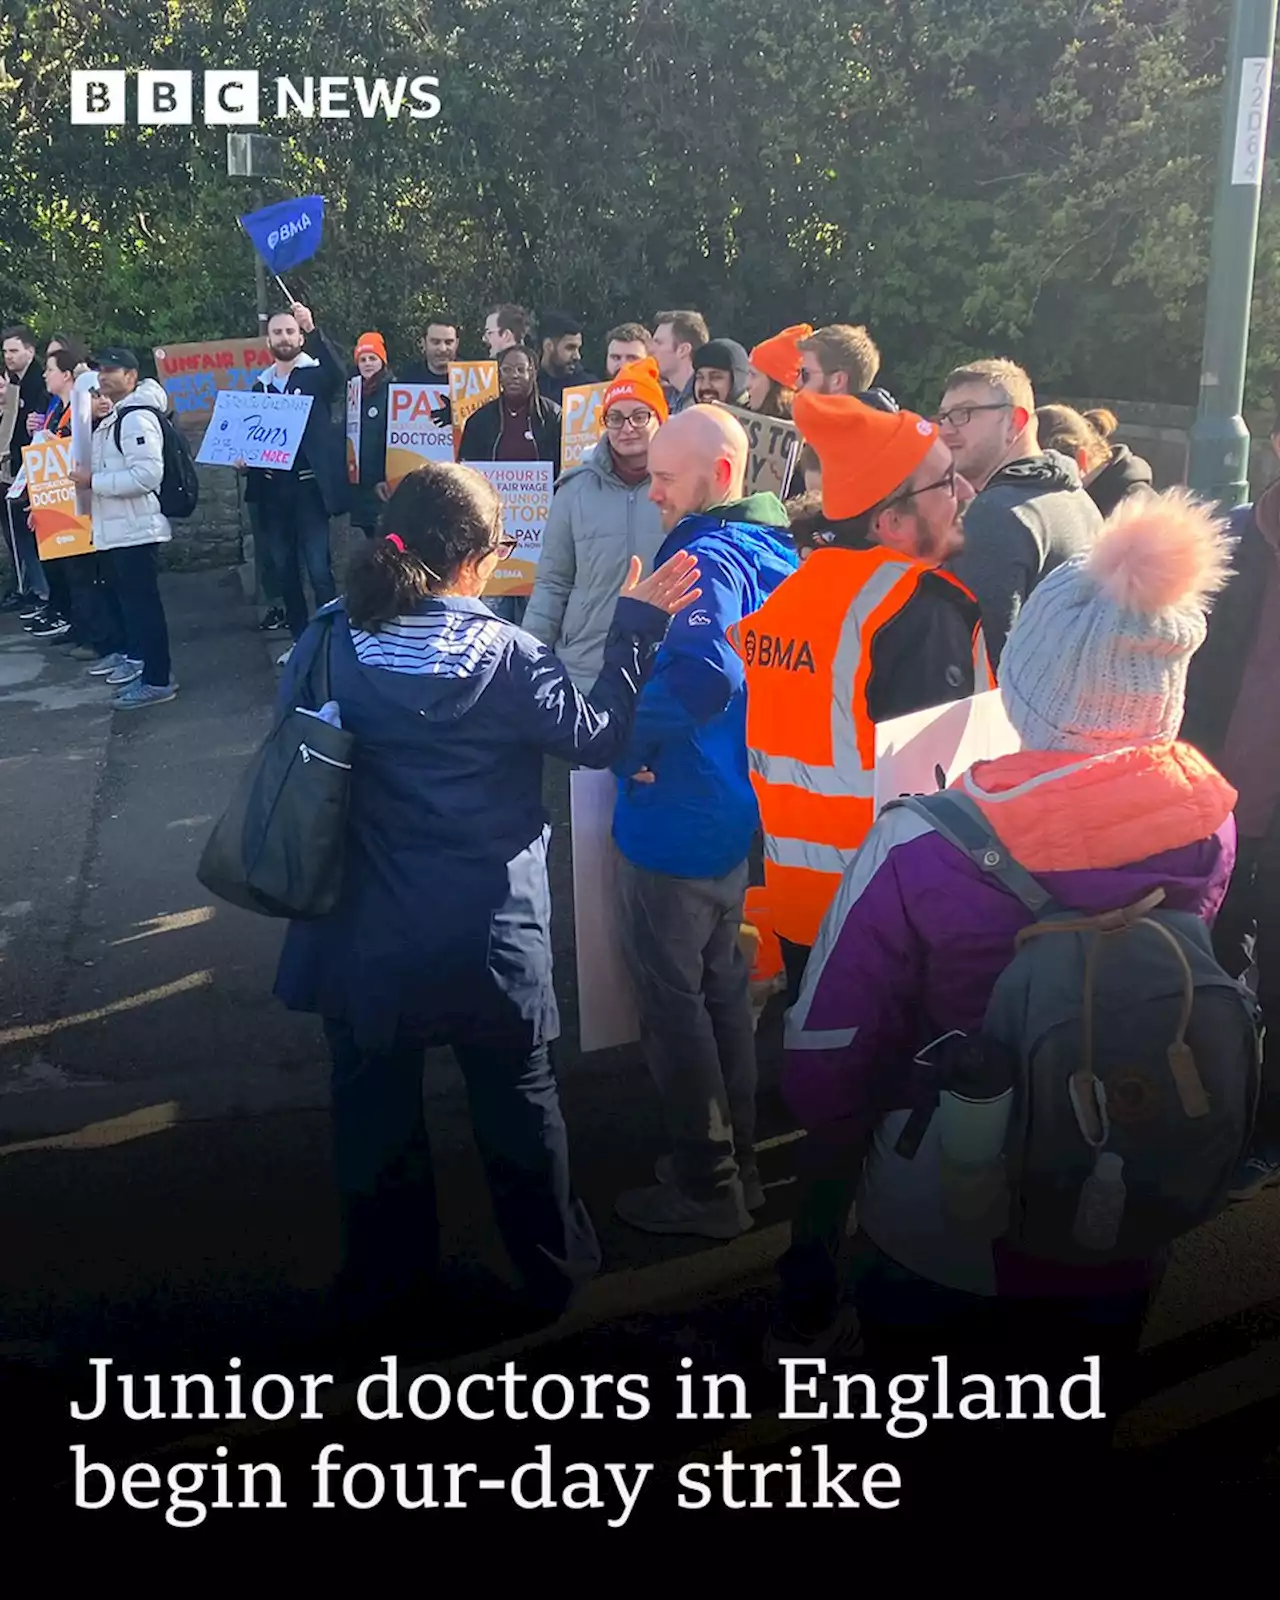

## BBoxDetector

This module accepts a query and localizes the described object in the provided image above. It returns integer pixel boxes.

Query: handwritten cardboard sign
[153,339,278,442]
[717,404,800,499]
[196,390,315,470]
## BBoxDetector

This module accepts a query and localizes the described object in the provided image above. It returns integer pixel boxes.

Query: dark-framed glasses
[935,401,1010,428]
[881,464,957,510]
[604,407,654,430]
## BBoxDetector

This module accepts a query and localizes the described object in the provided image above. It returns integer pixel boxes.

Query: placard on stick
[570,769,640,1054]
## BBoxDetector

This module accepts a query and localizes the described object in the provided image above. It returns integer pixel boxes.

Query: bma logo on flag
[267,214,311,253]
[69,71,442,125]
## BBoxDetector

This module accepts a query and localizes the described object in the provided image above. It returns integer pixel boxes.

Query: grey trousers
[615,850,758,1201]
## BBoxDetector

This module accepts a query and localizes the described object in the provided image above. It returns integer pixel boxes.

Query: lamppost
[1187,1,1279,509]
[226,131,284,337]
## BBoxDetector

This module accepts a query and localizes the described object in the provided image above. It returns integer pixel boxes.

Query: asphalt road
[1,564,1278,1545]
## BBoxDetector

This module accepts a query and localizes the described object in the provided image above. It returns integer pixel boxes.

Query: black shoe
[258,605,287,631]
[18,598,46,621]
[30,613,70,639]
[0,590,23,613]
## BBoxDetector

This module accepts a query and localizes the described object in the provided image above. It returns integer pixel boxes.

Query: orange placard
[561,382,607,470]
[385,383,452,484]
[468,461,553,596]
[22,439,93,560]
[448,361,498,457]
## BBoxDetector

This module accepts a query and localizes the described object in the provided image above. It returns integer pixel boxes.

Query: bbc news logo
[70,71,441,125]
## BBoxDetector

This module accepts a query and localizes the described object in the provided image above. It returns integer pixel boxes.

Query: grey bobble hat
[997,489,1233,755]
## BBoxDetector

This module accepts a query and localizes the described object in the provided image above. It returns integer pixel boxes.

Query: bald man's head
[647,403,750,531]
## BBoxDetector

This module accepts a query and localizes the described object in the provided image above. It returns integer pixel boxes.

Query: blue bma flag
[239,195,325,274]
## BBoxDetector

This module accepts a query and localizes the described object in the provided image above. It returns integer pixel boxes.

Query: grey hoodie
[523,436,667,688]
[947,449,1102,668]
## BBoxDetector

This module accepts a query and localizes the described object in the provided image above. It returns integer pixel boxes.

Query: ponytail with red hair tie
[385,534,405,551]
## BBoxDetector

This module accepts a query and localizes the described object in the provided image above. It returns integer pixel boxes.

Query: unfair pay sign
[196,390,315,470]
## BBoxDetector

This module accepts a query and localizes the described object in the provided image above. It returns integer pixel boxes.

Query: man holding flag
[235,198,345,663]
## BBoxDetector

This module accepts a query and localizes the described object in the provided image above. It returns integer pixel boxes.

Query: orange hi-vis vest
[727,545,992,948]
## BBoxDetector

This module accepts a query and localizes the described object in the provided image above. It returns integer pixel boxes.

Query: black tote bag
[197,614,354,919]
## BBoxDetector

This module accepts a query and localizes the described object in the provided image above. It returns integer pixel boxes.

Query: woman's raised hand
[619,551,701,617]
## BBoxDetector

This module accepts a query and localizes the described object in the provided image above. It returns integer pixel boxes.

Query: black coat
[7,360,49,479]
[347,372,392,532]
[1181,501,1272,765]
[244,328,347,515]
[459,391,562,477]
[1087,445,1154,519]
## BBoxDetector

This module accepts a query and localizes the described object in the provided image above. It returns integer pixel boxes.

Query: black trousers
[256,477,336,642]
[103,544,171,685]
[1214,824,1280,1129]
[843,1232,1161,1513]
[324,1019,601,1314]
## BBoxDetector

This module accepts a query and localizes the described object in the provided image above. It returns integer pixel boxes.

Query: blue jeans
[324,1019,601,1312]
[258,479,335,640]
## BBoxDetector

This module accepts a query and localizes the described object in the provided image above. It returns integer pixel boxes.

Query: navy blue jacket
[244,328,347,516]
[273,592,670,1051]
[611,494,797,880]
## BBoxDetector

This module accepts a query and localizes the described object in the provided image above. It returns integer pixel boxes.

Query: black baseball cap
[95,346,139,371]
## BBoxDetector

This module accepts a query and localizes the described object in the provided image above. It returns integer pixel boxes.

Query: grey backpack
[890,790,1262,1266]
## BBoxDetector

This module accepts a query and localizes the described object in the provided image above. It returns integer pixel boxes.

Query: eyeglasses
[935,402,1010,428]
[604,408,654,430]
[880,464,957,510]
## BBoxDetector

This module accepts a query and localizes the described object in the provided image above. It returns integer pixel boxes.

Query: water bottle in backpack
[888,790,1263,1267]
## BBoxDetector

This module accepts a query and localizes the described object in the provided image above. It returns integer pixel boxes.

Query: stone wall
[160,460,246,573]
[1059,396,1279,497]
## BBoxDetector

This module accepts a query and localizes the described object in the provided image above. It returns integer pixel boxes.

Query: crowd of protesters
[4,301,1277,1489]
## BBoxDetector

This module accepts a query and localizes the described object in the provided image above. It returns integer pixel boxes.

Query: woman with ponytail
[272,460,700,1340]
[779,490,1248,1506]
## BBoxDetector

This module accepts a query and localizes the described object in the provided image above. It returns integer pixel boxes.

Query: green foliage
[0,0,1275,410]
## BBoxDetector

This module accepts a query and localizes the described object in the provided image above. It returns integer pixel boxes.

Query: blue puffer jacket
[612,493,797,880]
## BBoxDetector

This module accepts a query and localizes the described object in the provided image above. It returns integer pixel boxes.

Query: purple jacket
[784,742,1239,1295]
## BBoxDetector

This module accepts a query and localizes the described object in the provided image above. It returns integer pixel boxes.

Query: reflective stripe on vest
[727,548,929,945]
[736,552,918,799]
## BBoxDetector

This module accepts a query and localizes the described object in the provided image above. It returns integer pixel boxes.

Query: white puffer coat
[89,378,173,550]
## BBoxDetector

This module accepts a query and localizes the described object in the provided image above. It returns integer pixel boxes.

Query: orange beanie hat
[793,390,938,520]
[749,323,813,391]
[354,331,387,364]
[602,356,669,422]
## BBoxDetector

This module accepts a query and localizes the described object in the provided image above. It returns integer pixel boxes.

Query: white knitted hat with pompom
[997,488,1234,755]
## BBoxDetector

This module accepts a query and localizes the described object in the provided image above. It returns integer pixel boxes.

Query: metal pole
[254,246,269,338]
[1187,0,1279,508]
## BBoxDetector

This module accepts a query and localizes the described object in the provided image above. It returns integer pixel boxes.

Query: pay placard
[448,361,498,457]
[21,438,94,560]
[196,390,315,469]
[561,382,607,470]
[385,384,453,484]
[468,460,553,596]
